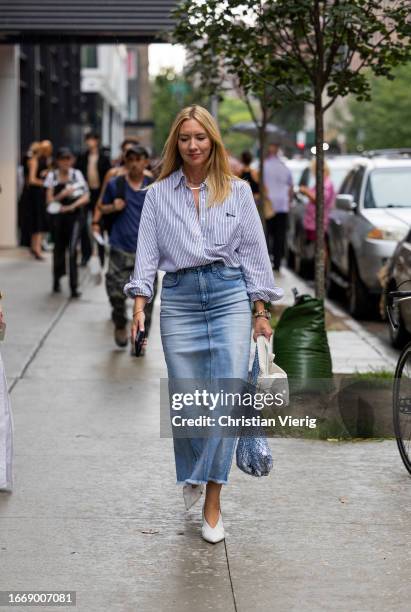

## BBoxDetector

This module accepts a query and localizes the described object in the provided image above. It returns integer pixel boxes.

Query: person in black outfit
[25,140,53,260]
[44,148,90,298]
[240,150,260,198]
[76,132,112,265]
[18,141,40,249]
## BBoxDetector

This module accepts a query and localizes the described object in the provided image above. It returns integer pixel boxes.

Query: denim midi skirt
[160,262,252,485]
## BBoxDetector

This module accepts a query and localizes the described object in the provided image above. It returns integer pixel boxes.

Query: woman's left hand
[253,316,272,341]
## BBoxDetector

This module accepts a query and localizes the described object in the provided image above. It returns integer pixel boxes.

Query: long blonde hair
[157,105,235,206]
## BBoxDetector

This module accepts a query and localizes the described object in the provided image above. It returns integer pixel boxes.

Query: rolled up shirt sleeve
[123,187,159,302]
[237,182,284,304]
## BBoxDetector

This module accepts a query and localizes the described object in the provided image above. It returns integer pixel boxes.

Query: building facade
[124,45,154,151]
[19,44,82,157]
[0,0,177,246]
[81,44,128,158]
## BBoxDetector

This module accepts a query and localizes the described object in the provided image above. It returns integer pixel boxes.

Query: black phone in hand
[134,329,146,357]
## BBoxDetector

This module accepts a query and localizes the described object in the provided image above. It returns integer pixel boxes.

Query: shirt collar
[172,167,185,190]
[172,167,207,190]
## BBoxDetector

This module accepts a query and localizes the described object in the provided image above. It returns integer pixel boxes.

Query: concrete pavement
[0,249,410,612]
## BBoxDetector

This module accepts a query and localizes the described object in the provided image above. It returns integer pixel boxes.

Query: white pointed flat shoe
[183,483,204,510]
[201,507,225,544]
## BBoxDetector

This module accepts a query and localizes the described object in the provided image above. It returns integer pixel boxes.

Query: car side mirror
[336,194,356,211]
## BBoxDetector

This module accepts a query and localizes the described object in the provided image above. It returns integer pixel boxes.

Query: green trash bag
[273,293,333,392]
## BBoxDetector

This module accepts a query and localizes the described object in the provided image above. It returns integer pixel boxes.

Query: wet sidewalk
[0,249,410,612]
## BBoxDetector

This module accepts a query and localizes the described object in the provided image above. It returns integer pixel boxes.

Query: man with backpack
[100,145,157,349]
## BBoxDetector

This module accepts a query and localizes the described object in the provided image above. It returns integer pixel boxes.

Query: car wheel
[347,256,369,319]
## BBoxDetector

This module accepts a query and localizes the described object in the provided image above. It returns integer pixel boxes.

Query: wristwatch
[253,309,271,320]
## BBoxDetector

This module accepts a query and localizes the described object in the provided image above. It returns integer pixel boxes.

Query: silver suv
[327,151,411,318]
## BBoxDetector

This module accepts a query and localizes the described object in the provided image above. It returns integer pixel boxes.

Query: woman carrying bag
[44,148,90,297]
[124,105,283,543]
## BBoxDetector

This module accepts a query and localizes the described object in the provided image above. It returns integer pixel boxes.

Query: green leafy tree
[173,12,291,220]
[341,62,411,151]
[152,68,207,155]
[173,0,411,299]
[218,96,255,157]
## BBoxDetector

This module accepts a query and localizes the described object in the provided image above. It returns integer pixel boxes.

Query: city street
[1,1,411,610]
[0,249,410,612]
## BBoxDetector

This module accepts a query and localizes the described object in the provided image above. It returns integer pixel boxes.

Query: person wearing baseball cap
[44,150,89,297]
[100,144,157,349]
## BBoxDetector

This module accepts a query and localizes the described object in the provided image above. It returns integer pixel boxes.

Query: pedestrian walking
[263,143,293,272]
[299,160,336,242]
[18,141,40,248]
[124,105,283,543]
[92,138,142,247]
[240,150,260,199]
[44,148,89,297]
[26,140,53,260]
[76,132,111,266]
[102,145,156,348]
[226,147,243,177]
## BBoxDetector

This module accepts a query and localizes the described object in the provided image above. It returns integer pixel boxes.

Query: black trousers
[80,188,100,263]
[266,212,288,271]
[53,211,84,291]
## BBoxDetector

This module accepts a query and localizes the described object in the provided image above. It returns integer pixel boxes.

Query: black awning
[0,0,179,43]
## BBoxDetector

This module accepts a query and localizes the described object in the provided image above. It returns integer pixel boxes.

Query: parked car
[327,151,411,318]
[380,230,411,347]
[286,155,360,275]
[284,158,309,186]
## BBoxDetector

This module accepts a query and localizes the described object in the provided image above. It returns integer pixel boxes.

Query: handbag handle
[256,335,274,376]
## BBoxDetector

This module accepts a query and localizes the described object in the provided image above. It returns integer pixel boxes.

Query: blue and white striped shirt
[123,168,283,304]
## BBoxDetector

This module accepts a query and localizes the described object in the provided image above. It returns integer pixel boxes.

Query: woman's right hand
[131,311,145,343]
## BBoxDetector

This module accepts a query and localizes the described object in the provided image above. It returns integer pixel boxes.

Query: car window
[288,167,305,185]
[298,167,311,187]
[328,167,353,191]
[340,170,356,195]
[364,168,411,208]
[351,167,365,203]
[299,164,354,191]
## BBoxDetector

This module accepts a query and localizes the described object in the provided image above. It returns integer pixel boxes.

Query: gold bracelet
[133,309,144,317]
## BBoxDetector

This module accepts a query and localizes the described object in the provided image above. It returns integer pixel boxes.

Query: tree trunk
[258,123,266,228]
[314,97,325,300]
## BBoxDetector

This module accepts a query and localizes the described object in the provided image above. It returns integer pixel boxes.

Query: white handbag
[255,336,289,406]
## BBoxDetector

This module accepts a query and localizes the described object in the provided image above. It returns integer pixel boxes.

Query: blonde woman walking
[124,105,283,543]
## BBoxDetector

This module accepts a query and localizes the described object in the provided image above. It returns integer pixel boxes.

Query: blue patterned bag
[235,347,273,477]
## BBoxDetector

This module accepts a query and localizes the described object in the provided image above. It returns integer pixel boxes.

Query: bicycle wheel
[393,341,411,475]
